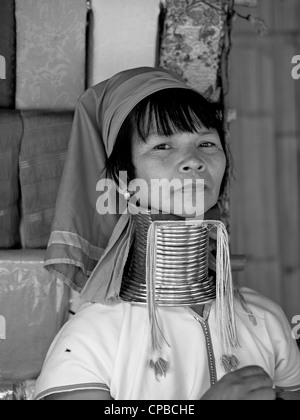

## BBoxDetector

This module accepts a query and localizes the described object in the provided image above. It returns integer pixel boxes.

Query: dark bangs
[133,88,224,143]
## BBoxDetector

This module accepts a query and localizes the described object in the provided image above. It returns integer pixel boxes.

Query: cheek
[134,156,171,183]
[134,160,152,183]
[211,154,227,188]
[219,157,227,182]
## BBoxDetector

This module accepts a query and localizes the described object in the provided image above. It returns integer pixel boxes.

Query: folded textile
[0,111,23,248]
[88,0,161,86]
[0,0,16,108]
[0,381,36,400]
[19,112,74,248]
[159,0,229,98]
[0,207,20,249]
[0,250,70,381]
[15,0,88,110]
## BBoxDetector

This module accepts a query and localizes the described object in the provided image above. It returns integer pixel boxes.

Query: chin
[181,213,204,219]
[169,206,204,219]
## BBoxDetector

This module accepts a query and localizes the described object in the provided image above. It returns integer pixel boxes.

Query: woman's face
[130,128,226,218]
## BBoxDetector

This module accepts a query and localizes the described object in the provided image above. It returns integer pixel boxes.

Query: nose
[179,155,206,174]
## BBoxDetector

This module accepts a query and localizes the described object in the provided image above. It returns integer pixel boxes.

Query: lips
[170,184,206,196]
[181,179,206,191]
[152,178,207,194]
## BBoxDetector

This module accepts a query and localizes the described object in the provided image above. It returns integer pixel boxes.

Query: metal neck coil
[120,212,216,306]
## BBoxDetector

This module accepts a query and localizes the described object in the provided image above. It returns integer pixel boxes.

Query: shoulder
[238,287,287,322]
[34,301,136,400]
[59,300,150,346]
[236,287,294,342]
[63,301,130,338]
[238,290,300,390]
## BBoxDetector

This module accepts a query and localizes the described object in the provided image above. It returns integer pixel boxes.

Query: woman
[34,67,300,400]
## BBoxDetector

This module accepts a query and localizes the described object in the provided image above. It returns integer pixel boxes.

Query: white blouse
[34,288,300,400]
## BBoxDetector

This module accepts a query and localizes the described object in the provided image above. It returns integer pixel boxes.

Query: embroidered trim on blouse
[187,304,217,387]
[35,383,110,400]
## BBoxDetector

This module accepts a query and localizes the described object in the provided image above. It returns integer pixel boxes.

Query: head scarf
[44,67,206,300]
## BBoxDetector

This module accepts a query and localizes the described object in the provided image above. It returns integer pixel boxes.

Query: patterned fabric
[159,0,231,228]
[15,0,87,110]
[0,111,23,248]
[0,0,16,108]
[159,0,229,99]
[87,0,161,87]
[19,112,74,248]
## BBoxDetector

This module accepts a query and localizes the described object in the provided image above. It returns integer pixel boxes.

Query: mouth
[180,180,206,192]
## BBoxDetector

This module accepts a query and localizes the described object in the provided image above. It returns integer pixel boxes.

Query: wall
[229,0,300,322]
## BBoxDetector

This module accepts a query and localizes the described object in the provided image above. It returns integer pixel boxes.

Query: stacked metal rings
[120,211,216,306]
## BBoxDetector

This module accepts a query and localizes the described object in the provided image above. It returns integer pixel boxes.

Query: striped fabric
[0,111,23,248]
[0,0,16,108]
[35,382,110,400]
[19,112,74,248]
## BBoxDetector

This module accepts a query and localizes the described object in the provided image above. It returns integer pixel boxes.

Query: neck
[120,210,217,307]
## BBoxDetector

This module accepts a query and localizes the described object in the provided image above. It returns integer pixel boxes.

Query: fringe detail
[214,221,240,370]
[149,357,170,381]
[221,354,240,373]
[146,222,170,380]
[145,218,239,378]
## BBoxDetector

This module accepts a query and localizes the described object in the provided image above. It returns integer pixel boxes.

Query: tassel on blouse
[146,222,170,380]
[214,222,240,372]
[145,219,240,379]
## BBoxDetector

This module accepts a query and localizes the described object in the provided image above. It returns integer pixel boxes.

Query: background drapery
[0,111,23,248]
[87,0,161,87]
[15,0,87,110]
[0,0,16,108]
[159,0,228,98]
[19,112,74,248]
[229,0,300,321]
[0,0,299,398]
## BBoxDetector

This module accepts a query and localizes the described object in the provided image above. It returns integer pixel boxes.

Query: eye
[199,141,216,148]
[154,144,171,150]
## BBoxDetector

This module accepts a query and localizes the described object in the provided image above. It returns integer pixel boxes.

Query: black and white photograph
[0,0,299,403]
